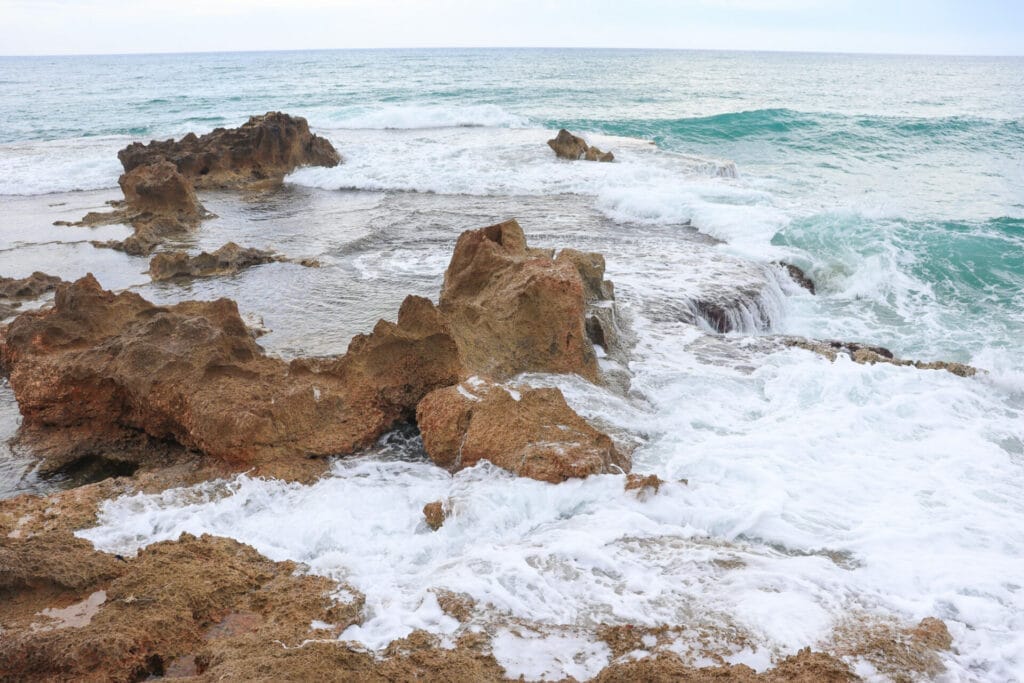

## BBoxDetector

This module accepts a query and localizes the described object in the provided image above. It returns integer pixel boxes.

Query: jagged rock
[0,275,460,473]
[785,338,977,377]
[439,219,600,382]
[118,112,341,189]
[547,129,614,162]
[416,379,629,483]
[0,272,66,320]
[423,500,447,531]
[148,242,306,281]
[777,262,816,294]
[72,161,211,256]
[0,272,65,300]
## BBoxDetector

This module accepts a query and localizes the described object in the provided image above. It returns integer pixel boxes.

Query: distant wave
[555,109,1024,149]
[327,104,529,130]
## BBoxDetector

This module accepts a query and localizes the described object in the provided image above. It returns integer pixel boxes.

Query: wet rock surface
[417,379,629,483]
[118,112,341,189]
[0,275,460,473]
[785,338,978,377]
[70,160,211,256]
[0,272,66,320]
[547,128,615,162]
[439,219,601,381]
[777,262,816,294]
[148,241,312,281]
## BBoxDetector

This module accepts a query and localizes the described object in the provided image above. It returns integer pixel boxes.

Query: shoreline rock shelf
[1,219,628,485]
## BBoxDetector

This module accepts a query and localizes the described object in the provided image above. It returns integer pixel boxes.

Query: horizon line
[2,45,1022,60]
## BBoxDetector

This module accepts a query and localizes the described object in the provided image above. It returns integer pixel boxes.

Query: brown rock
[625,473,664,494]
[548,128,614,162]
[118,112,341,189]
[416,380,629,483]
[74,161,211,256]
[439,219,599,381]
[785,338,978,377]
[1,275,460,473]
[423,500,447,531]
[0,272,65,300]
[148,242,301,281]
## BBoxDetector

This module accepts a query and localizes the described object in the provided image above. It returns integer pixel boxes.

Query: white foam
[327,104,529,130]
[492,629,611,681]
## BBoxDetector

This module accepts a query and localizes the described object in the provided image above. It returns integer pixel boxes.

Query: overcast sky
[1,0,1021,57]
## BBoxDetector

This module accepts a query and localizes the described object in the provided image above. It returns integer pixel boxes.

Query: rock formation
[118,112,341,189]
[547,129,614,162]
[423,500,448,531]
[785,338,978,377]
[0,272,66,319]
[0,275,460,473]
[73,160,211,256]
[416,379,629,483]
[148,242,314,281]
[439,219,601,382]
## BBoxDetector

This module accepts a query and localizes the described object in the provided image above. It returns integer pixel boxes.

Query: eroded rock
[416,379,629,483]
[0,272,66,320]
[439,219,600,382]
[777,262,816,294]
[547,129,614,162]
[1,275,460,473]
[423,500,447,531]
[78,161,211,256]
[786,338,977,377]
[148,242,309,281]
[118,112,341,189]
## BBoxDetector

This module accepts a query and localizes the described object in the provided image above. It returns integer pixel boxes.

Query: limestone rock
[416,379,629,483]
[1,275,461,473]
[547,129,614,162]
[439,219,599,381]
[148,242,301,281]
[118,112,341,189]
[785,338,978,377]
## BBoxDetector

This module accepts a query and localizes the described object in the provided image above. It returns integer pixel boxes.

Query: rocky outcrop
[73,161,211,256]
[439,219,601,382]
[547,129,614,162]
[0,272,65,300]
[118,112,341,189]
[0,272,66,320]
[416,379,629,483]
[148,242,315,281]
[1,275,460,473]
[785,338,978,377]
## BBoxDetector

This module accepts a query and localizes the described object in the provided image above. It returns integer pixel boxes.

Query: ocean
[1,49,1023,680]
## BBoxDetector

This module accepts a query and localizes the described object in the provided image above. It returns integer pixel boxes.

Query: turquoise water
[3,49,1024,678]
[3,48,1021,361]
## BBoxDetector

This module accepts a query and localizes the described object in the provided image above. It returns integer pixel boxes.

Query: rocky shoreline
[0,115,973,681]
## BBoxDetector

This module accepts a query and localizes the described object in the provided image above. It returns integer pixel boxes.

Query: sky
[0,0,1022,57]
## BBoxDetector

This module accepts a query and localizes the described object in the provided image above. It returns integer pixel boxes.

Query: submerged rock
[547,128,614,162]
[118,112,341,189]
[0,275,460,473]
[148,242,309,281]
[423,500,448,531]
[785,338,978,377]
[416,379,629,483]
[777,262,816,294]
[439,219,600,382]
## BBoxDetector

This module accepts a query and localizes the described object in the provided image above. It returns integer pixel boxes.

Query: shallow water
[2,49,1023,680]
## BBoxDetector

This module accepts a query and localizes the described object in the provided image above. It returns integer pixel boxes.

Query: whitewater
[1,49,1023,680]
